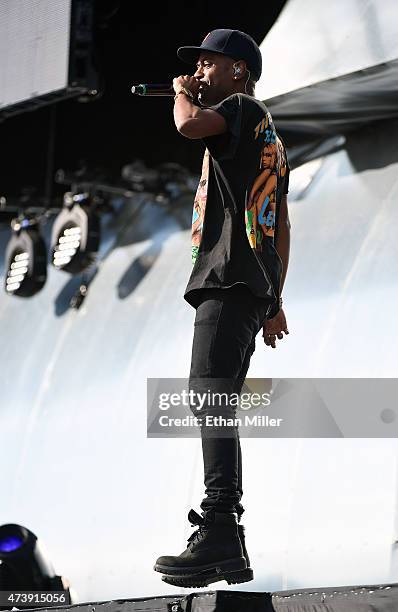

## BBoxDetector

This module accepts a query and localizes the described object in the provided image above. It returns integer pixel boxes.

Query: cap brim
[177,46,203,64]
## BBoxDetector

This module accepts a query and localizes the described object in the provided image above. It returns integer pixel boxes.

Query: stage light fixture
[0,524,72,607]
[4,216,47,297]
[51,192,100,274]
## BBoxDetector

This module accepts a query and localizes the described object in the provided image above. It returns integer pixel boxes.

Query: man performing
[154,29,291,588]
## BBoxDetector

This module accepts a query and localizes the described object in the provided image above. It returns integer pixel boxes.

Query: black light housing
[50,192,100,274]
[0,523,72,607]
[4,216,47,297]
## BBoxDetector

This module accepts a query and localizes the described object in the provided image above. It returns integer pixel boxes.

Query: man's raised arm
[173,76,227,139]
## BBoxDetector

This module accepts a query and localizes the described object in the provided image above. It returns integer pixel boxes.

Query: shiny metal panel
[257,0,398,100]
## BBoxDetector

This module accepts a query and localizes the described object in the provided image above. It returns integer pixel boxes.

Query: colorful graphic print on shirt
[245,112,288,251]
[191,148,209,264]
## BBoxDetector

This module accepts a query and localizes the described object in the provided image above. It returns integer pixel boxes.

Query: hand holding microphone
[172,75,201,100]
[131,75,201,100]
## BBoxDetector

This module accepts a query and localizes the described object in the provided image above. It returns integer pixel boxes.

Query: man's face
[193,52,235,106]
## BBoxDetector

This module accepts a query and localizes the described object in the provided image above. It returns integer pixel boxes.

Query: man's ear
[232,60,247,79]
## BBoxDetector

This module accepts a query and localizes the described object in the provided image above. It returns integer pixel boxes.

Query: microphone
[131,83,175,96]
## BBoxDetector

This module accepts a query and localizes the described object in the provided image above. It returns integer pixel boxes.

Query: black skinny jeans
[188,284,269,520]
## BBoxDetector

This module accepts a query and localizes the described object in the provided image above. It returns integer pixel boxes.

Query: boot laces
[186,509,210,548]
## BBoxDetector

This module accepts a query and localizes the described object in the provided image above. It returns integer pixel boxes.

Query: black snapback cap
[177,29,262,81]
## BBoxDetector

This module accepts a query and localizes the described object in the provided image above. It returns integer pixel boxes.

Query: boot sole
[161,567,254,588]
[154,556,246,577]
[155,557,252,588]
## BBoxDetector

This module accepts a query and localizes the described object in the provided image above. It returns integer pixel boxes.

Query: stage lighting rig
[121,160,161,193]
[121,160,197,204]
[51,191,101,274]
[4,215,47,297]
[0,523,73,609]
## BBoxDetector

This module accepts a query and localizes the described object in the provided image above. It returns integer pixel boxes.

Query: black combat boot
[154,509,251,587]
[180,522,254,586]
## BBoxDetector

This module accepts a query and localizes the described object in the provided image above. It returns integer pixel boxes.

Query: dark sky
[0,0,287,201]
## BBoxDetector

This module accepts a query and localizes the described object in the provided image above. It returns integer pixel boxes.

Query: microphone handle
[131,83,175,96]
